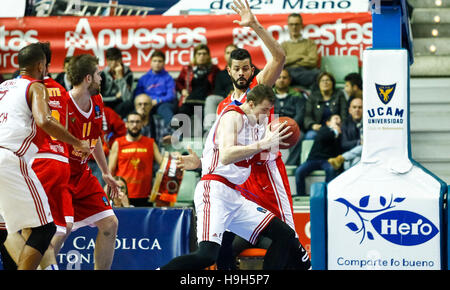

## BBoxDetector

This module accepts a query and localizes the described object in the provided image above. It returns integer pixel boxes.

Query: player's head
[227,48,255,90]
[246,84,275,120]
[125,111,143,138]
[192,43,212,66]
[67,54,101,95]
[38,42,51,77]
[287,13,303,39]
[150,49,165,73]
[18,43,46,80]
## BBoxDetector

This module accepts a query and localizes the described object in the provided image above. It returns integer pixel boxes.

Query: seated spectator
[203,43,237,132]
[273,68,306,166]
[295,114,343,196]
[101,47,134,118]
[133,93,172,149]
[106,176,131,208]
[281,13,320,90]
[55,56,72,91]
[108,111,163,207]
[344,72,363,106]
[133,49,176,128]
[303,72,347,140]
[328,97,363,170]
[176,43,219,118]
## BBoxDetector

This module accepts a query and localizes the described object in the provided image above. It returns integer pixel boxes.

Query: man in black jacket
[295,114,342,196]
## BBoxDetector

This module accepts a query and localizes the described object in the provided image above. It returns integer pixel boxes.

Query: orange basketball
[271,117,301,149]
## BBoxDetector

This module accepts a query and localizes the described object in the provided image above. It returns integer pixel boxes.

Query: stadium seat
[173,170,199,207]
[320,55,359,89]
[180,137,204,157]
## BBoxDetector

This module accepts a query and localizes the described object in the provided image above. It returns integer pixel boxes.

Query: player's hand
[74,140,91,159]
[260,121,292,150]
[231,0,258,28]
[175,146,201,171]
[103,173,120,200]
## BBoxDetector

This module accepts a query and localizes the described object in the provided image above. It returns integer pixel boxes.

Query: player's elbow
[34,114,52,131]
[219,152,233,166]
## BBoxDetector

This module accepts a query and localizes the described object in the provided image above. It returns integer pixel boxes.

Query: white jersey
[201,103,266,185]
[0,76,39,160]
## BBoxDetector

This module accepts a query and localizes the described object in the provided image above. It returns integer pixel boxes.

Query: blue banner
[57,207,192,270]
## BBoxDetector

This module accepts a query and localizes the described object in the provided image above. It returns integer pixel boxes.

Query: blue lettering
[395,108,404,117]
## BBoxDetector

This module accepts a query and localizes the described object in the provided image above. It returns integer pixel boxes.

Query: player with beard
[181,0,310,269]
[108,111,163,207]
[51,54,120,270]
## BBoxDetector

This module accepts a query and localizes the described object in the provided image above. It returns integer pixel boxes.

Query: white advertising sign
[327,49,442,270]
[164,0,370,15]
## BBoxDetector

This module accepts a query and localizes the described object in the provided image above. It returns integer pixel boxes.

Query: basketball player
[0,43,90,270]
[161,84,303,270]
[3,42,74,270]
[51,54,120,270]
[186,0,310,269]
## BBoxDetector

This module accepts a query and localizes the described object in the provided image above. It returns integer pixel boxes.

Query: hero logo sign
[65,18,207,67]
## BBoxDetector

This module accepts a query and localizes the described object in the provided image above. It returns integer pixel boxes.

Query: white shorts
[194,179,275,245]
[0,148,53,233]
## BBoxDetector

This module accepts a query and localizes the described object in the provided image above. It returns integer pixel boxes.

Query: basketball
[271,117,301,149]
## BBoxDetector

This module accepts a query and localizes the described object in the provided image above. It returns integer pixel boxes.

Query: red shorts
[68,167,114,231]
[239,156,295,231]
[31,158,71,235]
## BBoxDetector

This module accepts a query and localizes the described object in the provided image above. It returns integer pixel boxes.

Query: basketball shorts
[240,156,296,231]
[0,148,53,233]
[31,158,72,235]
[195,179,275,245]
[68,167,115,231]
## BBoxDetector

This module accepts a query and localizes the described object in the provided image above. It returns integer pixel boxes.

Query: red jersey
[33,77,70,161]
[216,78,258,116]
[114,136,155,199]
[67,92,105,176]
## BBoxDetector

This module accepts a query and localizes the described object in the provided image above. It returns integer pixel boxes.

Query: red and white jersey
[201,104,266,185]
[67,91,104,176]
[33,77,70,162]
[0,76,39,160]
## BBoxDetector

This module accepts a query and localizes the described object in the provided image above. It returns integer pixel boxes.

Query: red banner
[0,13,371,74]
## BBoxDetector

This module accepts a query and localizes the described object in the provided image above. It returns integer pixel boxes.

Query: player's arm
[108,140,119,175]
[29,82,90,155]
[218,111,291,165]
[93,136,120,199]
[232,0,285,87]
[153,142,163,165]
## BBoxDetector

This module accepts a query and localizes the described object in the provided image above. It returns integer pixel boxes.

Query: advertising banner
[293,212,311,257]
[326,50,444,270]
[163,0,370,15]
[57,207,192,270]
[0,12,371,74]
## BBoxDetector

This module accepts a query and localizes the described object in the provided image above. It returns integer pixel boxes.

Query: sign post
[311,0,447,270]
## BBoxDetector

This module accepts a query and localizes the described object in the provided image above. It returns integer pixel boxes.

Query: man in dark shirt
[295,114,342,196]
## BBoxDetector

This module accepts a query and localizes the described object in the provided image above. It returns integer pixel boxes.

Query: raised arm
[231,0,285,87]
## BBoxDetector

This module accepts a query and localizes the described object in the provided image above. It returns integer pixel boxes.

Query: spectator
[108,111,163,207]
[55,56,72,91]
[133,50,176,127]
[176,43,219,117]
[303,72,347,140]
[344,72,363,106]
[100,47,134,118]
[328,97,363,171]
[133,93,171,149]
[295,114,343,196]
[106,176,131,208]
[273,68,306,166]
[281,13,320,90]
[203,44,237,132]
[0,74,4,83]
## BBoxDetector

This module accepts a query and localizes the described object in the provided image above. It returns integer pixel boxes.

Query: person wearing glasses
[281,13,320,90]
